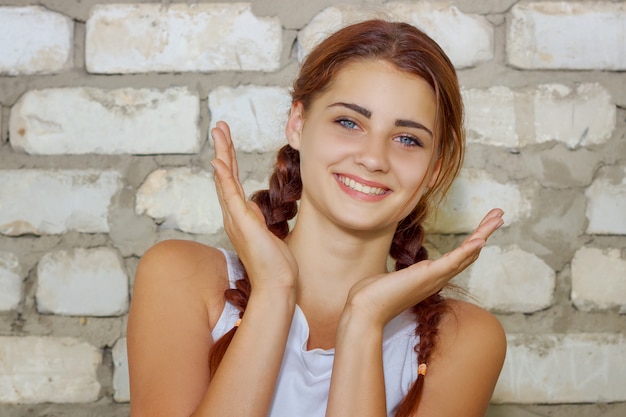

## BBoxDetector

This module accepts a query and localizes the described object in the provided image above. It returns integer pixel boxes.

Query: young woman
[127,20,506,417]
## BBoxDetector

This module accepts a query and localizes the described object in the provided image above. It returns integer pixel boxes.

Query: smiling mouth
[336,175,389,196]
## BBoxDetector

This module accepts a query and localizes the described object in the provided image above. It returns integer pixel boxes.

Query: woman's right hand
[211,121,298,292]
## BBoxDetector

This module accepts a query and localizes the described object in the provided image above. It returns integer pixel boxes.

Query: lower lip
[334,175,390,202]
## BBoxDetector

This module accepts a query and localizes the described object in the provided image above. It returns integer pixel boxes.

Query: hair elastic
[418,363,427,376]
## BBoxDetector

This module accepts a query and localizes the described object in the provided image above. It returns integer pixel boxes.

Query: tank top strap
[217,248,245,288]
[211,248,245,340]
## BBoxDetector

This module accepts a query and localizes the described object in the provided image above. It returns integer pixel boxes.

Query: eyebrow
[329,102,371,118]
[329,102,433,138]
[395,119,433,138]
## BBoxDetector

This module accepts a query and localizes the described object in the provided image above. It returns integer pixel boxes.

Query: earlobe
[286,102,304,150]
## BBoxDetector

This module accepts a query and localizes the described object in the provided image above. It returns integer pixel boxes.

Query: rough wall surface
[0,1,624,416]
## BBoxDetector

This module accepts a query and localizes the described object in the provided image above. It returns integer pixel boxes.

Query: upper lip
[335,173,391,191]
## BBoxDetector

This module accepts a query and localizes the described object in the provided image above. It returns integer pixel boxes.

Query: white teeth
[339,176,386,196]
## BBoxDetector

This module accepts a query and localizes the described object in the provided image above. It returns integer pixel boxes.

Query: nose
[354,134,390,173]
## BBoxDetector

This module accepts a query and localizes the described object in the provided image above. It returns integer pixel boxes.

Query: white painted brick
[10,87,200,155]
[86,4,282,73]
[507,2,626,70]
[493,333,626,403]
[463,87,519,148]
[387,2,493,68]
[136,167,222,234]
[533,83,615,148]
[465,245,555,313]
[0,336,101,403]
[585,167,626,235]
[463,83,615,149]
[297,3,493,68]
[0,252,22,312]
[571,247,626,312]
[36,248,129,316]
[0,170,122,236]
[209,86,291,153]
[426,169,530,234]
[112,338,129,403]
[242,177,269,199]
[0,7,73,75]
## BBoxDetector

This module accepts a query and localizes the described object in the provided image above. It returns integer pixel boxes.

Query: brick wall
[0,1,624,416]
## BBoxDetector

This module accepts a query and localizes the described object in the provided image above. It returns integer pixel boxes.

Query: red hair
[209,19,465,416]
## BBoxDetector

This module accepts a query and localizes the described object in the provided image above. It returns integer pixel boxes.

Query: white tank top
[212,249,420,417]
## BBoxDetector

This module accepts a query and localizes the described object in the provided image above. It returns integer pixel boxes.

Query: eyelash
[336,118,358,130]
[395,135,423,148]
[335,118,424,148]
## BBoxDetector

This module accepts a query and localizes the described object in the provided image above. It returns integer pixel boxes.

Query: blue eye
[396,135,423,148]
[337,118,357,129]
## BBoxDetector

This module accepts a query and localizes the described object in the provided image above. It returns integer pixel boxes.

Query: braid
[252,145,302,239]
[208,145,301,378]
[390,205,450,417]
[208,277,250,378]
[394,294,448,417]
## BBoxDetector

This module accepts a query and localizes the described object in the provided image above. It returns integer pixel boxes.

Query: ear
[285,101,304,150]
[428,158,443,189]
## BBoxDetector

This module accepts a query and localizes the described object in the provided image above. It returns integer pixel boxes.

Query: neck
[286,205,395,310]
[284,201,400,350]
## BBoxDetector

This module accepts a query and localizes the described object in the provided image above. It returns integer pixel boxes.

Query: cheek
[396,154,433,186]
[394,157,434,206]
[397,189,426,219]
[300,129,352,165]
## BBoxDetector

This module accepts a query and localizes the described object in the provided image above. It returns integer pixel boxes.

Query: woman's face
[286,59,441,234]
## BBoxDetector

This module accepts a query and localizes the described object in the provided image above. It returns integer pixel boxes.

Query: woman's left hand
[343,208,504,327]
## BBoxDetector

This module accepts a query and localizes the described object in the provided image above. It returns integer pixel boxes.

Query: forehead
[316,60,436,113]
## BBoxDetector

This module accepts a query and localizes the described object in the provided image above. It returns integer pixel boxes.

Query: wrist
[337,305,384,344]
[248,286,296,313]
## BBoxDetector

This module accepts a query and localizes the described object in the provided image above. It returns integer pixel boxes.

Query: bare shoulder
[128,240,230,417]
[440,298,506,347]
[415,299,506,416]
[435,298,506,368]
[133,239,230,332]
[137,239,227,284]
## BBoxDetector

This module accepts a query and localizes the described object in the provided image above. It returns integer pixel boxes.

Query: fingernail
[210,160,217,170]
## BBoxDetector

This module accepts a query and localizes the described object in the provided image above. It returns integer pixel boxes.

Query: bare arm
[193,287,295,417]
[410,300,506,417]
[127,241,295,417]
[127,240,220,417]
[326,210,506,417]
[128,121,298,417]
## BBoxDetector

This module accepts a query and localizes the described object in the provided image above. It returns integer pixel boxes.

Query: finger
[213,121,240,182]
[388,211,504,307]
[436,209,504,270]
[210,158,235,225]
[215,121,237,173]
[418,245,481,295]
[211,123,246,197]
[391,242,480,304]
[479,208,504,227]
[211,157,248,217]
[463,209,504,245]
[211,124,232,170]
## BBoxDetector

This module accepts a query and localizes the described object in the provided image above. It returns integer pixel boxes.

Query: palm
[347,209,504,327]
